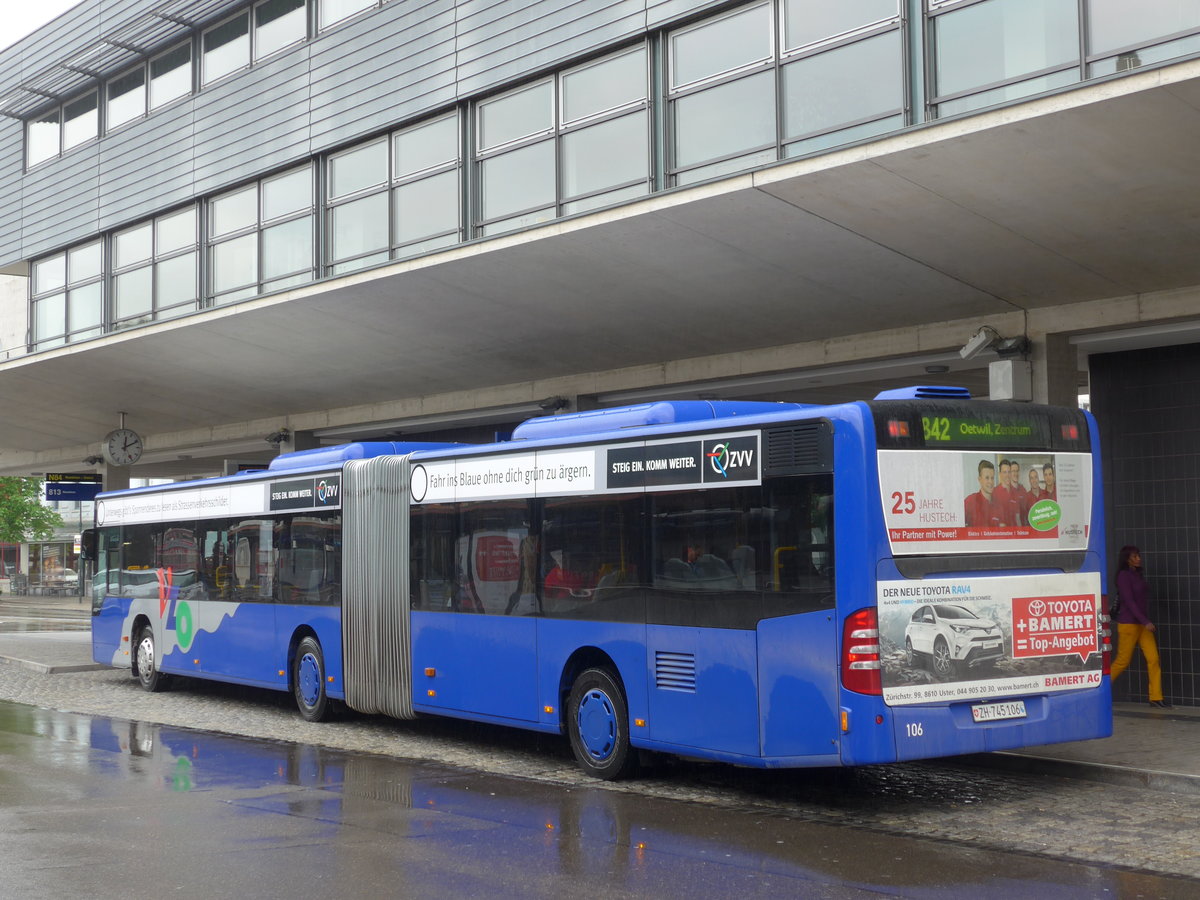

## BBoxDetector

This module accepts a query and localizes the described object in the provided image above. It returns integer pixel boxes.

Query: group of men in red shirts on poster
[963,457,1057,528]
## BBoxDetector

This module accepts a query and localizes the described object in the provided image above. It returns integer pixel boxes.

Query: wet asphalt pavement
[0,596,1198,895]
[2,702,1196,899]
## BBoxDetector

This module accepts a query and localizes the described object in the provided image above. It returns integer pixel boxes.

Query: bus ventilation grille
[764,422,832,475]
[655,651,697,693]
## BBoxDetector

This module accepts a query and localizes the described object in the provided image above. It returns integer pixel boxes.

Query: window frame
[202,10,253,87]
[208,165,316,303]
[106,65,148,132]
[111,205,201,330]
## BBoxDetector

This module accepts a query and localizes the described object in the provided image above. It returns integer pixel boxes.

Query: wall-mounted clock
[102,427,143,466]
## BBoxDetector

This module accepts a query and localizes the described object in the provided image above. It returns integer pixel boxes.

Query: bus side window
[764,475,834,594]
[411,504,457,611]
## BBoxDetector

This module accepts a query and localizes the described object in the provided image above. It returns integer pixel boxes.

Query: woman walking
[1110,545,1170,708]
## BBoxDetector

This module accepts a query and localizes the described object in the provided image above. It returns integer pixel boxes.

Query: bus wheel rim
[298,653,321,706]
[577,689,616,760]
[137,637,153,673]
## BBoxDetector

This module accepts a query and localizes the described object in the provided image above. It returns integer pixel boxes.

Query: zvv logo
[704,438,757,480]
[316,478,340,504]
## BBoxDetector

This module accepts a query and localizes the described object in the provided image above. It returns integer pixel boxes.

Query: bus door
[200,520,280,685]
[412,508,540,722]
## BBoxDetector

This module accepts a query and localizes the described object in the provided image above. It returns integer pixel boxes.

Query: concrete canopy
[4,61,1200,477]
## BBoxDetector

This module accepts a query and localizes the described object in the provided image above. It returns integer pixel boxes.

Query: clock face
[103,428,143,466]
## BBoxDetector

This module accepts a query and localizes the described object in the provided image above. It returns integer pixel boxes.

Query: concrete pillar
[276,429,320,456]
[102,465,130,492]
[1030,332,1078,407]
[563,394,600,413]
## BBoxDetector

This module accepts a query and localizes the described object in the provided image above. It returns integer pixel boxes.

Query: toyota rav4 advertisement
[876,572,1104,707]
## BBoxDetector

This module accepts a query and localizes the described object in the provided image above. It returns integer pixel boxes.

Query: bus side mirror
[80,529,97,561]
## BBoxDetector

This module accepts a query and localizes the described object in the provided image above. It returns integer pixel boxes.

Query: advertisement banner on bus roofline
[876,572,1103,706]
[877,449,1091,555]
[410,432,761,504]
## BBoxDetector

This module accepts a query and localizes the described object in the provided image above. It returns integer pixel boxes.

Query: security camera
[959,327,997,360]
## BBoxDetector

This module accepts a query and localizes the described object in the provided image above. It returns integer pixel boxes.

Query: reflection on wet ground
[0,620,89,633]
[0,596,91,633]
[1,700,1196,899]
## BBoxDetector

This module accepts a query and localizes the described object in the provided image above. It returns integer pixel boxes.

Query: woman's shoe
[1149,700,1173,709]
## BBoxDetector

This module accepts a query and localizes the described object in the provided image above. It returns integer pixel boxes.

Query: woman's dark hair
[1116,545,1141,577]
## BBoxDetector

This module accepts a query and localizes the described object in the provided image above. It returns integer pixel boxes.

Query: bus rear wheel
[135,625,168,692]
[567,668,639,781]
[293,636,331,722]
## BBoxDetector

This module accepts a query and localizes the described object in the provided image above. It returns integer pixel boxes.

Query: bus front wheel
[293,636,331,722]
[135,625,168,692]
[566,668,639,781]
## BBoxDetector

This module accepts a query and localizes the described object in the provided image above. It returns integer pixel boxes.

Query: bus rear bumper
[886,685,1113,763]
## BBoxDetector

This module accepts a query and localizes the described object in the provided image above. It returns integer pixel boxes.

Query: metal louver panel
[764,421,833,476]
[342,454,415,719]
[655,651,697,693]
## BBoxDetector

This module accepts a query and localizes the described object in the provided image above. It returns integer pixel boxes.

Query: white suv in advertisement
[905,603,1005,677]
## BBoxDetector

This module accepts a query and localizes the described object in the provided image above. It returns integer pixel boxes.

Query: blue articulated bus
[88,386,1111,779]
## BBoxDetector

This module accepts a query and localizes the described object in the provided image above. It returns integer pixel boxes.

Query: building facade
[2,0,1200,703]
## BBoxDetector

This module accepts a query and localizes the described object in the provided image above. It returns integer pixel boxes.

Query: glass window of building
[320,0,377,31]
[670,3,773,89]
[211,185,259,238]
[255,0,308,60]
[779,0,903,152]
[476,82,556,234]
[561,48,647,125]
[150,44,192,109]
[62,92,98,151]
[203,12,252,86]
[107,68,146,131]
[669,0,904,182]
[329,139,388,199]
[1087,0,1200,75]
[113,206,199,329]
[392,114,461,257]
[476,48,650,234]
[27,109,60,168]
[327,139,389,273]
[260,166,315,290]
[782,0,898,51]
[479,140,556,231]
[31,240,104,350]
[673,71,775,177]
[210,166,314,300]
[328,117,464,270]
[558,47,650,215]
[668,4,776,184]
[478,81,554,151]
[329,193,389,273]
[932,0,1080,116]
[781,30,903,149]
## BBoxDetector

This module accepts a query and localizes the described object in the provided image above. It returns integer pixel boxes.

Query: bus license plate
[972,700,1027,723]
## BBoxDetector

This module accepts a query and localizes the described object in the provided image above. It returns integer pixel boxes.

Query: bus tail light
[1100,606,1112,675]
[842,608,882,695]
